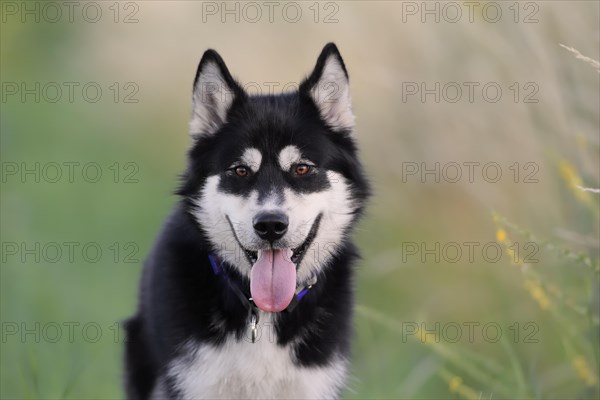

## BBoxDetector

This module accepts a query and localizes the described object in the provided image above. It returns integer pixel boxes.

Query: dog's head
[179,43,369,312]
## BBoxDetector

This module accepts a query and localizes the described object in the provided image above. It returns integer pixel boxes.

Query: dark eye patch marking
[217,144,330,200]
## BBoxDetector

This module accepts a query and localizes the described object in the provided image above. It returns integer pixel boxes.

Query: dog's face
[179,44,369,312]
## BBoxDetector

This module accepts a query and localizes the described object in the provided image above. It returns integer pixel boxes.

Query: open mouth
[226,214,323,269]
[225,214,322,312]
[290,213,322,265]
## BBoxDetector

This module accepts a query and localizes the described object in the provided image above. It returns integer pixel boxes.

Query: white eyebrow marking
[278,145,302,171]
[240,148,262,172]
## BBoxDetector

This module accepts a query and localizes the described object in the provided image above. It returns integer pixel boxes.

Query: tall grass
[351,43,600,399]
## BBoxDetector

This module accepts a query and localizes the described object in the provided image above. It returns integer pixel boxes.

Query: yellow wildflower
[496,228,507,243]
[559,159,591,204]
[524,279,551,310]
[449,376,462,392]
[572,356,598,386]
[495,229,523,266]
[446,375,479,399]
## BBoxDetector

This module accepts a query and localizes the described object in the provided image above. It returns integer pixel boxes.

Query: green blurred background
[1,1,599,398]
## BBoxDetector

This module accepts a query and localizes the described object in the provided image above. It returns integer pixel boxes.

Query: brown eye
[234,166,249,177]
[294,164,311,176]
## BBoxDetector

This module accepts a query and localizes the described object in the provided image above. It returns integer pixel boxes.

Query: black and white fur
[124,43,370,399]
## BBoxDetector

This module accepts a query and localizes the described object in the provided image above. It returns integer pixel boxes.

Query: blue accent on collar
[296,287,311,300]
[208,253,223,276]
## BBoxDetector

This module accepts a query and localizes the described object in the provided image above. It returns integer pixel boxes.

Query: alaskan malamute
[125,43,370,399]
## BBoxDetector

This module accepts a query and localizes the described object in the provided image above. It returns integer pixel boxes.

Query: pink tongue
[250,249,296,312]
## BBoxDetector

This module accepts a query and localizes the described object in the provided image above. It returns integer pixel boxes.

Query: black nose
[253,212,289,242]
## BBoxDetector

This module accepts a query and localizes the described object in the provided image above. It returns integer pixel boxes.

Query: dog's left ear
[300,43,355,134]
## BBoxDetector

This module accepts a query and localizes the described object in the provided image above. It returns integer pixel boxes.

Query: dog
[124,43,370,399]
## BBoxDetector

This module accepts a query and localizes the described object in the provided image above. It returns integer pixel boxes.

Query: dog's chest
[165,321,346,399]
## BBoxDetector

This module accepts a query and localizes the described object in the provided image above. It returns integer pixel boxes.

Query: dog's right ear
[189,50,245,138]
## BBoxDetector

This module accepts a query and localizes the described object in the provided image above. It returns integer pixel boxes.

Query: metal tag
[250,313,258,343]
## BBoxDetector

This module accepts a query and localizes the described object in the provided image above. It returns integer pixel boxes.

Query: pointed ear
[300,43,354,134]
[190,50,244,138]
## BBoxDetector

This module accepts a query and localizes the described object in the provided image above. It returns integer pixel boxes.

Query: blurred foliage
[1,1,599,399]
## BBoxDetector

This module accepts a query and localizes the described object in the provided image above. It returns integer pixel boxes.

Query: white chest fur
[163,316,347,399]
